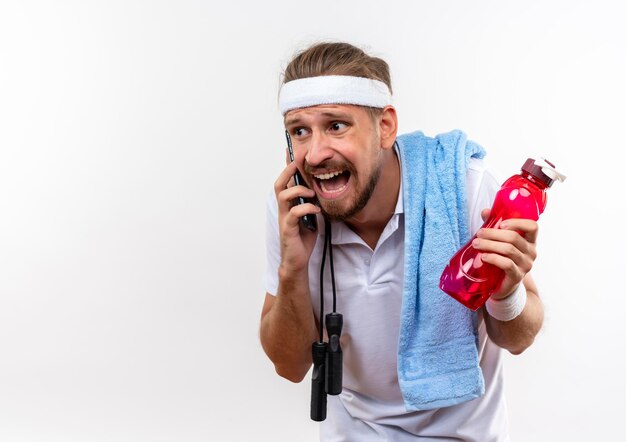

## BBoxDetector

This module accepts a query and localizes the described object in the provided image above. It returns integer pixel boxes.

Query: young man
[260,42,543,441]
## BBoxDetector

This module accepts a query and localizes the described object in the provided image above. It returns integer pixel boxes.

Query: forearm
[483,281,544,355]
[260,266,318,382]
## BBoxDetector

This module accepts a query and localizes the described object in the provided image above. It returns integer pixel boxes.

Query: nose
[305,130,333,167]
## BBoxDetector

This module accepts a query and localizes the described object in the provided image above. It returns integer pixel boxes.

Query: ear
[378,106,398,150]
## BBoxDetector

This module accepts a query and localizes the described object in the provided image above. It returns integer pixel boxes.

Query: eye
[329,122,348,132]
[293,127,309,137]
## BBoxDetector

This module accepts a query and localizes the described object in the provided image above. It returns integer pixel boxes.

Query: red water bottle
[439,158,566,311]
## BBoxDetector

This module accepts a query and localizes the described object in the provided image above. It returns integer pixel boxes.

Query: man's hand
[475,208,544,354]
[274,159,321,275]
[472,208,538,300]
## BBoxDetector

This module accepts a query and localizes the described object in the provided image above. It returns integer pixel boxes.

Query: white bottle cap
[535,158,567,183]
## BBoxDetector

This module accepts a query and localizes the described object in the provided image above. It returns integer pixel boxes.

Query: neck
[345,147,400,249]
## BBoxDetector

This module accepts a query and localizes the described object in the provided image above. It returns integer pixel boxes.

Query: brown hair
[282,42,392,118]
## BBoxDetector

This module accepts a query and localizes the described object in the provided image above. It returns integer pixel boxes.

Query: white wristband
[485,283,528,322]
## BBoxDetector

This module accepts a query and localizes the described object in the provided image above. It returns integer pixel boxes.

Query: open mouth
[312,169,351,199]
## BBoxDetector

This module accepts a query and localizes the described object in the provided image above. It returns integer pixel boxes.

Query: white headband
[278,75,392,115]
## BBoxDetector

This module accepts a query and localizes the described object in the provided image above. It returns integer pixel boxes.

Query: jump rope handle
[325,313,343,395]
[310,342,328,421]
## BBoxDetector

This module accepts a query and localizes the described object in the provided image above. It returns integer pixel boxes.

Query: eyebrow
[284,116,302,127]
[284,111,354,127]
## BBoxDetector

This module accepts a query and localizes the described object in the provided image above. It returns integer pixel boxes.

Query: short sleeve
[263,189,281,296]
[466,157,501,235]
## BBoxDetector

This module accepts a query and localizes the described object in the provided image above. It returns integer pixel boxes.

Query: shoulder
[467,157,500,191]
[466,156,501,219]
[397,129,484,157]
[266,187,278,212]
[265,187,279,228]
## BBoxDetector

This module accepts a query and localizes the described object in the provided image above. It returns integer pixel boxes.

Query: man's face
[284,104,383,221]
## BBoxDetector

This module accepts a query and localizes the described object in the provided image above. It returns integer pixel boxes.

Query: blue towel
[396,130,486,411]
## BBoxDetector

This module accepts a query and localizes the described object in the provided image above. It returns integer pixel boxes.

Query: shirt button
[364,258,371,265]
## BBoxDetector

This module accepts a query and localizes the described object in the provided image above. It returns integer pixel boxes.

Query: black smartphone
[285,130,318,232]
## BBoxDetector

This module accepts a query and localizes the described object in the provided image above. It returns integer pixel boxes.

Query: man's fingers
[278,185,316,206]
[289,203,320,222]
[472,237,534,272]
[476,226,537,258]
[478,210,540,244]
[500,218,539,243]
[277,185,317,221]
[480,253,523,284]
[481,218,539,244]
[281,203,321,233]
[476,227,530,253]
[274,161,298,195]
[481,208,491,222]
[480,251,525,300]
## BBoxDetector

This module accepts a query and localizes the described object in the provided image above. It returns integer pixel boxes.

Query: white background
[1,1,624,441]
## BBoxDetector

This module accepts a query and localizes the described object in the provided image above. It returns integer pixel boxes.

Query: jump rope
[310,218,343,422]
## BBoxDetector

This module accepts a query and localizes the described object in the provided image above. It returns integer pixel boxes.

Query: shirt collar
[393,141,404,215]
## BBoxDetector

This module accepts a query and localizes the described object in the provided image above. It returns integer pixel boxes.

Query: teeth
[314,170,344,180]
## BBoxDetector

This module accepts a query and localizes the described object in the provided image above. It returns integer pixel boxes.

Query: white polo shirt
[264,156,509,441]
